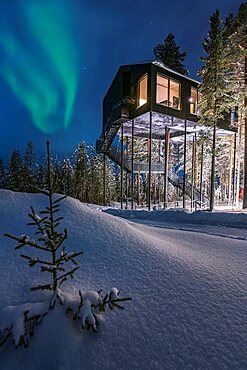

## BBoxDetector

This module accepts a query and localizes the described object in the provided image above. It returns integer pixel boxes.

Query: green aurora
[0,0,80,134]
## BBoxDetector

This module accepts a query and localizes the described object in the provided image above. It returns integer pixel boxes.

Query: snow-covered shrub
[0,288,130,348]
[1,142,131,348]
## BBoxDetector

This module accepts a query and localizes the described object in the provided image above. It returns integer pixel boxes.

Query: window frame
[190,86,198,115]
[137,74,148,108]
[156,73,181,111]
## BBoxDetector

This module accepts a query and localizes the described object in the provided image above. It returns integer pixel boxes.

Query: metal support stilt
[210,123,216,211]
[125,137,129,209]
[183,120,187,209]
[131,119,134,210]
[120,124,124,209]
[148,112,152,210]
[103,153,106,205]
[137,172,140,206]
[164,126,170,208]
[232,132,237,205]
[200,144,204,208]
[191,136,195,211]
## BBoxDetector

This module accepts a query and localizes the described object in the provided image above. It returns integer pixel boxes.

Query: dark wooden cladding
[102,62,200,131]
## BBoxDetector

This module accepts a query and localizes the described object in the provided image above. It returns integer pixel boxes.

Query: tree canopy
[153,33,188,75]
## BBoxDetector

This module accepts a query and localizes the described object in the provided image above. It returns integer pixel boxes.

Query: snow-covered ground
[0,189,246,369]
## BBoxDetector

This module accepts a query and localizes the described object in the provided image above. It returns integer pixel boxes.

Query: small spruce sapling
[1,141,131,348]
[5,141,83,293]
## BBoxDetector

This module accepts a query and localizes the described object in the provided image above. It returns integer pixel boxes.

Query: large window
[170,79,180,109]
[137,74,148,107]
[156,74,181,110]
[190,87,198,114]
[156,75,168,106]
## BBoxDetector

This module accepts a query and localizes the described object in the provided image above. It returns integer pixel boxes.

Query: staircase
[169,174,209,208]
[107,144,210,208]
[96,97,135,153]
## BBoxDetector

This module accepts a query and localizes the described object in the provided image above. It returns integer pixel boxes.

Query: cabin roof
[119,60,200,84]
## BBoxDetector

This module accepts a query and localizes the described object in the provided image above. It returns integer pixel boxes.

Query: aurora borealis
[0,0,79,134]
[0,0,242,160]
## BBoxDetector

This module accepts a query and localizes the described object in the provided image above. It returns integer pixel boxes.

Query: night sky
[0,0,243,161]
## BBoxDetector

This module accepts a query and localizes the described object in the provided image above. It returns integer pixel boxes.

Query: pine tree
[5,141,83,293]
[223,3,247,207]
[23,141,37,192]
[106,157,119,204]
[87,147,103,204]
[8,149,24,192]
[35,162,47,190]
[198,10,231,210]
[198,10,231,124]
[0,159,8,189]
[73,142,88,202]
[153,33,188,75]
[1,142,131,348]
[51,155,63,194]
[60,155,74,196]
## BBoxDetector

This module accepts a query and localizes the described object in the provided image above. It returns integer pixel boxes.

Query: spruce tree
[198,10,231,210]
[5,141,83,293]
[224,3,247,207]
[35,162,47,191]
[73,142,88,202]
[23,141,37,192]
[60,155,74,197]
[1,142,131,348]
[87,147,103,204]
[0,159,8,189]
[153,33,188,75]
[8,149,24,192]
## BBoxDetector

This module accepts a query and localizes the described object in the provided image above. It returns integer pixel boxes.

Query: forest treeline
[0,141,120,205]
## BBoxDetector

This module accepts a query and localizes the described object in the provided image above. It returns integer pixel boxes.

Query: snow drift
[0,189,246,369]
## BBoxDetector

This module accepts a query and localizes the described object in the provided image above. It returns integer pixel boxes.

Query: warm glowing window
[170,79,180,109]
[137,74,148,107]
[156,75,168,106]
[190,87,198,114]
[156,74,181,110]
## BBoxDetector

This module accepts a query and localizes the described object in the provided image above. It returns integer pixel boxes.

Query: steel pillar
[164,126,170,208]
[103,153,106,205]
[200,144,204,207]
[232,132,237,205]
[148,112,152,210]
[183,120,187,208]
[191,136,195,211]
[120,124,124,209]
[209,123,216,211]
[131,119,134,210]
[125,137,129,209]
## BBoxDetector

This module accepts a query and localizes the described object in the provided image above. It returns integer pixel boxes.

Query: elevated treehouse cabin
[97,61,236,210]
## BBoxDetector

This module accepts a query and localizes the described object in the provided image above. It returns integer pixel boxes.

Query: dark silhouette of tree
[153,33,188,75]
[8,149,24,192]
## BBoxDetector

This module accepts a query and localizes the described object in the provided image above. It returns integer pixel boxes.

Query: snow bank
[0,190,246,369]
[104,207,247,228]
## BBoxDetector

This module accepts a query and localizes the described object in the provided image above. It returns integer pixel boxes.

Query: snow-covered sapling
[1,141,131,348]
[5,141,83,293]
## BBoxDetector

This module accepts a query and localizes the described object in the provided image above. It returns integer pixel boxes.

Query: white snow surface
[0,189,246,369]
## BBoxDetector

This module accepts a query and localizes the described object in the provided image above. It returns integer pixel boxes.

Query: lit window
[137,74,148,107]
[156,75,168,106]
[156,74,181,110]
[170,79,180,109]
[190,87,198,114]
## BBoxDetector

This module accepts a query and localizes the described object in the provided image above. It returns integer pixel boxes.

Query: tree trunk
[228,135,233,204]
[210,123,216,211]
[236,125,242,208]
[243,56,247,208]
